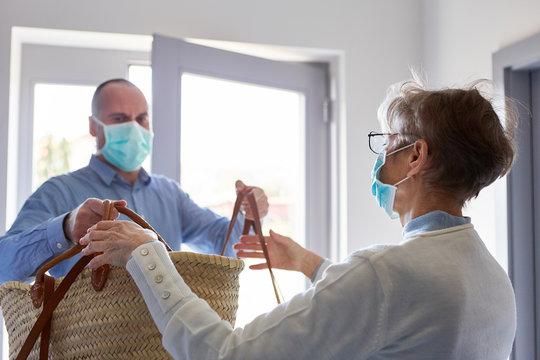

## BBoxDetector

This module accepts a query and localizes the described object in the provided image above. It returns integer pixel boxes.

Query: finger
[93,220,117,231]
[269,230,289,245]
[242,201,267,213]
[86,198,109,216]
[252,188,266,200]
[236,251,266,259]
[111,200,127,219]
[235,180,246,193]
[269,229,285,241]
[79,233,90,245]
[113,200,127,207]
[234,243,263,251]
[270,230,295,246]
[80,231,105,245]
[81,229,114,244]
[87,253,109,270]
[249,263,269,270]
[239,235,266,244]
[81,240,108,256]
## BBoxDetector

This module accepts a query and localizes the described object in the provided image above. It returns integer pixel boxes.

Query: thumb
[113,200,127,207]
[111,200,128,219]
[269,230,286,244]
[269,229,279,242]
[235,180,246,193]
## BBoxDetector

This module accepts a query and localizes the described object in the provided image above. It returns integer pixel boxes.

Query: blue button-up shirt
[0,155,244,283]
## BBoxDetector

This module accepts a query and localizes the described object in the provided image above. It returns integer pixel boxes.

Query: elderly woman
[80,77,517,359]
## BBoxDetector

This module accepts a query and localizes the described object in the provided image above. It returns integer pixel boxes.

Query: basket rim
[0,251,244,293]
[171,251,244,269]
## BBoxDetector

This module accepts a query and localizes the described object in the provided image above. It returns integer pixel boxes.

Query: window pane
[32,83,95,190]
[128,65,152,110]
[180,73,306,327]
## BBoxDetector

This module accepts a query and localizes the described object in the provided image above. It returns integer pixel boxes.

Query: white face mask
[370,144,414,219]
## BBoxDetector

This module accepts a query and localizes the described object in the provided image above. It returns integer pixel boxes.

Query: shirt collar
[403,210,471,238]
[89,154,151,186]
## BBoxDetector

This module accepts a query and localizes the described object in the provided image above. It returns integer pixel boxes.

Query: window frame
[493,30,540,360]
[152,34,334,259]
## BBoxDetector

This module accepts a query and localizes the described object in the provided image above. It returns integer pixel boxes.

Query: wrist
[300,250,323,279]
[62,212,74,244]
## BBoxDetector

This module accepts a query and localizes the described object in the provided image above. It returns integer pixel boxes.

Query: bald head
[91,79,145,116]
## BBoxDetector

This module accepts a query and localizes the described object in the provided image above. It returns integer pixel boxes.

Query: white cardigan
[126,223,516,360]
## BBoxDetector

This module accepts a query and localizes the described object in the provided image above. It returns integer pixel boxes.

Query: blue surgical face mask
[93,116,153,171]
[371,144,414,219]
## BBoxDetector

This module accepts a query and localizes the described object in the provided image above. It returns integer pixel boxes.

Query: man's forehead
[100,84,148,112]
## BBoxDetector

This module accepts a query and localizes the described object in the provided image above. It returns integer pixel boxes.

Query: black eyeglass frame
[367,131,399,154]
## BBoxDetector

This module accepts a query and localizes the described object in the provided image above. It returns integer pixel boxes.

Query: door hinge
[323,98,332,124]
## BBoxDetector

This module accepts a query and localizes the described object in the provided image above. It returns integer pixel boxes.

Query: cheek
[379,159,396,184]
[379,166,388,183]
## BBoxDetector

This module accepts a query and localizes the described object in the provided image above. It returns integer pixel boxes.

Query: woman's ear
[407,139,429,177]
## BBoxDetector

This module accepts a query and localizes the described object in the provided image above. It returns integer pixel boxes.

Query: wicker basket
[0,251,244,360]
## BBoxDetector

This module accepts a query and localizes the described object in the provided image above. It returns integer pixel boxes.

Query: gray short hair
[378,77,518,204]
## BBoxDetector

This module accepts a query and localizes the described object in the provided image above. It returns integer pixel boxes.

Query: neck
[397,189,463,227]
[97,154,140,186]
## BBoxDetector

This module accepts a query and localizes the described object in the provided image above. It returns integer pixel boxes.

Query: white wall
[0,0,424,254]
[422,0,540,266]
[423,0,540,86]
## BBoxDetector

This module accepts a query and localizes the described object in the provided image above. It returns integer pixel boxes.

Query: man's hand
[235,180,269,220]
[63,198,127,245]
[234,230,323,279]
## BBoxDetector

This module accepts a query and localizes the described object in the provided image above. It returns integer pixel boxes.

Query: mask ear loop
[393,176,410,187]
[387,143,415,187]
[387,142,415,156]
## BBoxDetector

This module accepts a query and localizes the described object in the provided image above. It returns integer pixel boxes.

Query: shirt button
[154,275,163,283]
[140,248,149,256]
[161,291,170,299]
[148,263,156,271]
[56,242,63,249]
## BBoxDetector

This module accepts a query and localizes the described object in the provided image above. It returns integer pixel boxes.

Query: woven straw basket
[0,251,244,360]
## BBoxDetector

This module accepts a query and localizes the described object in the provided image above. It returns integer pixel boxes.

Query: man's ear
[407,139,429,177]
[89,116,97,137]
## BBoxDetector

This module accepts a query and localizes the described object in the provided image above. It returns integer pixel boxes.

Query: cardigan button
[140,248,149,256]
[161,291,170,299]
[154,275,163,283]
[148,263,156,271]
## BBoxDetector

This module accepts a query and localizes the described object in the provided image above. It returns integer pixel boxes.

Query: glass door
[180,72,305,325]
[152,34,330,326]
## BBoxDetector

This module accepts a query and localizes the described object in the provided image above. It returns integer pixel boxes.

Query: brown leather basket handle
[20,200,169,360]
[30,200,170,307]
[221,188,283,304]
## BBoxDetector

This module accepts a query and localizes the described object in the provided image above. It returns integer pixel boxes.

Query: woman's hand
[79,220,157,269]
[234,230,323,279]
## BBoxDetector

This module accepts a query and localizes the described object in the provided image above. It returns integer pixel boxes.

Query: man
[0,78,268,284]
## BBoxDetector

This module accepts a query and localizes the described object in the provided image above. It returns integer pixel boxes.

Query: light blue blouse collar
[403,210,471,238]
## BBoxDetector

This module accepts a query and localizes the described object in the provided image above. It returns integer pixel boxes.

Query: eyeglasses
[368,131,398,154]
